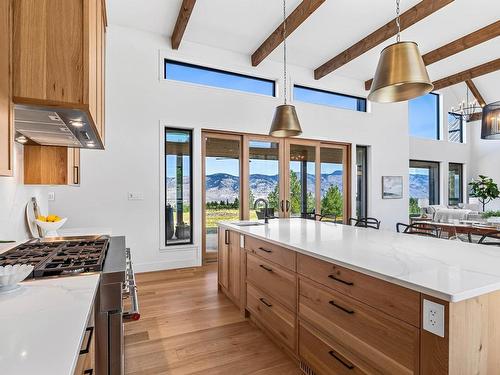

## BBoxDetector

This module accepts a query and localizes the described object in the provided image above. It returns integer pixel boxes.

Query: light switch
[127,192,144,200]
[48,192,55,201]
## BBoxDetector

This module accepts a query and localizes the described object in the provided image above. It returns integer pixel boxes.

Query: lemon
[37,215,47,222]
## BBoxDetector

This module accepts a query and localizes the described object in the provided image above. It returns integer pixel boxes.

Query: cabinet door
[228,231,241,303]
[0,0,13,176]
[218,228,229,289]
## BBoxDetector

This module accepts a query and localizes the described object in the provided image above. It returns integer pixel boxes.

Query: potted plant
[469,175,500,212]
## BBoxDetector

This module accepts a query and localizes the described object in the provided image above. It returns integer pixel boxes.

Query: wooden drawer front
[247,283,296,350]
[299,279,419,375]
[246,253,296,310]
[245,236,296,271]
[297,254,420,327]
[299,322,380,375]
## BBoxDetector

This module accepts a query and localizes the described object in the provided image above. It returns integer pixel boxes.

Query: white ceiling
[108,0,500,103]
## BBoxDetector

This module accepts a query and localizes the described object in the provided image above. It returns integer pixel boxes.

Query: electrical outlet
[127,192,144,200]
[48,192,55,201]
[423,299,445,337]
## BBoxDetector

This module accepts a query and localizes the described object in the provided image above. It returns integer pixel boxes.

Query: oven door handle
[123,248,140,322]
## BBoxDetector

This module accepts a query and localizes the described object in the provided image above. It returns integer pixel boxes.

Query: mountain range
[167,172,430,203]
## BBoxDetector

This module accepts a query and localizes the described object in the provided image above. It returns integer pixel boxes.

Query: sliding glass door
[246,137,285,220]
[202,133,242,262]
[284,140,350,223]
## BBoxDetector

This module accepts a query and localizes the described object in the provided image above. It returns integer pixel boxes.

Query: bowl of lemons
[35,215,67,237]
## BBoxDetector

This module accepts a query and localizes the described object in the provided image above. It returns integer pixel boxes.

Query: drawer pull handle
[329,300,354,315]
[259,297,273,307]
[83,370,94,375]
[328,350,355,370]
[259,264,273,272]
[224,230,230,245]
[79,327,94,355]
[328,274,354,286]
[258,247,272,253]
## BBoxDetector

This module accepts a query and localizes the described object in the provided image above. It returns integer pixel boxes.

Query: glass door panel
[320,146,346,223]
[248,139,282,220]
[288,143,316,218]
[203,134,241,261]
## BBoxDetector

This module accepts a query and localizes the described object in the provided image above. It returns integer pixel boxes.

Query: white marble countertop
[0,274,100,375]
[220,219,500,302]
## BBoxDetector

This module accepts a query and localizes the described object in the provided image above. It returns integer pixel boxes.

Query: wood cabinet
[217,229,243,308]
[0,0,13,176]
[12,0,106,145]
[219,227,500,374]
[73,306,95,375]
[24,145,81,185]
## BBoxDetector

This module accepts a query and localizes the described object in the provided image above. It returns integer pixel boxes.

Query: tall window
[409,160,440,215]
[164,60,276,96]
[448,113,464,143]
[356,146,368,218]
[449,163,463,206]
[165,128,193,246]
[408,93,440,140]
[293,85,367,112]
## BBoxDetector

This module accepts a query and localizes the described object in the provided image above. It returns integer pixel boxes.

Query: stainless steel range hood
[14,105,104,149]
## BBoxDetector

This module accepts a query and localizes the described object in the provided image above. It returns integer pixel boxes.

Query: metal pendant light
[368,0,433,103]
[269,0,302,137]
[481,101,500,140]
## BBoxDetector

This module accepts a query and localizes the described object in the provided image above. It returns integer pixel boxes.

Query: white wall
[409,87,472,206]
[49,25,412,272]
[468,119,500,211]
[0,144,47,241]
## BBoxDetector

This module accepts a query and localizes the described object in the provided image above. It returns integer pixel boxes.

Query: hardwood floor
[124,264,301,375]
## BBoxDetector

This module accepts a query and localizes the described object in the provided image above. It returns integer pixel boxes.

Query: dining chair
[315,214,337,223]
[349,217,381,229]
[478,231,500,246]
[396,222,442,238]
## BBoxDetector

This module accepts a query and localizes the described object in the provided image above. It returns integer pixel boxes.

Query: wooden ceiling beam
[432,58,500,91]
[314,0,453,80]
[467,112,482,122]
[365,20,500,90]
[251,0,326,67]
[171,0,196,50]
[465,79,486,107]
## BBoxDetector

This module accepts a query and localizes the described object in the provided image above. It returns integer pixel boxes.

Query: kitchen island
[0,274,99,375]
[218,219,500,375]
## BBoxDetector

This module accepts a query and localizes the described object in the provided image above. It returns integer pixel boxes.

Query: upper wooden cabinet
[0,0,13,177]
[12,0,106,145]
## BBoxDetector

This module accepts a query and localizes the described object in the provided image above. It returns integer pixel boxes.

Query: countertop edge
[218,222,485,303]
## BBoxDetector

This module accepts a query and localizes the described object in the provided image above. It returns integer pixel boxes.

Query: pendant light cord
[283,0,287,105]
[395,0,401,43]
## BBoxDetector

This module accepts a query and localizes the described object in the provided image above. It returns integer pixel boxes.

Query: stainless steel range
[2,236,139,375]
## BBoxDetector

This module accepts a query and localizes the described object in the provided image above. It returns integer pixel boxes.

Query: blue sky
[408,93,439,139]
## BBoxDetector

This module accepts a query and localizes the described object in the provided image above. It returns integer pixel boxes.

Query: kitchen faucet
[254,198,270,224]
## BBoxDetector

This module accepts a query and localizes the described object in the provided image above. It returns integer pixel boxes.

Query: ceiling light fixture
[368,0,433,103]
[269,0,302,137]
[481,101,500,140]
[451,86,482,122]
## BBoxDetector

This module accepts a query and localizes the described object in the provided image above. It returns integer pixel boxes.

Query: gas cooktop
[0,238,109,278]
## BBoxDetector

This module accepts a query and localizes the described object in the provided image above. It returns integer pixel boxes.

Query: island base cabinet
[73,306,95,375]
[217,229,243,310]
[299,322,380,375]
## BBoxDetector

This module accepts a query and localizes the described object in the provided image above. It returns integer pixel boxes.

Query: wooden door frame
[318,142,352,223]
[201,131,243,264]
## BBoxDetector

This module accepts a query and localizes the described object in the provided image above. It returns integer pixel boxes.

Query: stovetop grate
[0,239,109,278]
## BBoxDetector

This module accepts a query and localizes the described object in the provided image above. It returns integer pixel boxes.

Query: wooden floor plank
[125,264,300,374]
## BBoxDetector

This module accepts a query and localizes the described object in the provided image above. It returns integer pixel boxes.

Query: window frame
[408,92,441,140]
[409,159,440,206]
[448,112,464,143]
[356,146,368,219]
[165,127,194,247]
[163,59,277,97]
[448,163,464,206]
[293,84,367,112]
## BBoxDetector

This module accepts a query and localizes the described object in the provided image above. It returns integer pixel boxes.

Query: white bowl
[0,264,34,291]
[35,217,68,236]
